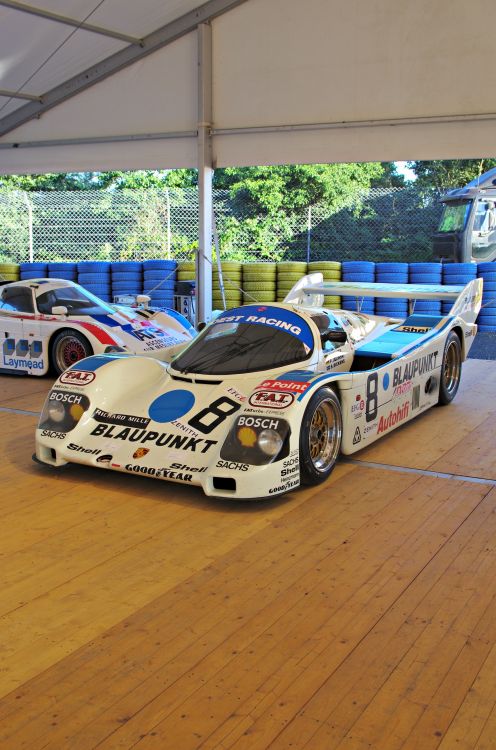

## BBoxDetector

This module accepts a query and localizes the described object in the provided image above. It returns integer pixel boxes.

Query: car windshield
[36,285,114,316]
[437,201,471,233]
[173,307,313,375]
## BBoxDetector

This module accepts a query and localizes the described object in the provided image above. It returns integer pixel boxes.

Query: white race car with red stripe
[0,278,194,375]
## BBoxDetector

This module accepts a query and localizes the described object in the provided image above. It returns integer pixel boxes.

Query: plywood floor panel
[0,365,495,749]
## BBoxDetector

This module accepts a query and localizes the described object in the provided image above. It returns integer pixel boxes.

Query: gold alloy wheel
[308,397,342,473]
[443,337,461,396]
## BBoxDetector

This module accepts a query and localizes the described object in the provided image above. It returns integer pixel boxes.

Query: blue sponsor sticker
[148,389,196,423]
[214,305,313,349]
[383,372,390,390]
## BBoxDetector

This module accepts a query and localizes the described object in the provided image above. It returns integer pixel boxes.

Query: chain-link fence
[0,185,443,265]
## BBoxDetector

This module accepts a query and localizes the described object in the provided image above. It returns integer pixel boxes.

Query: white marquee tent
[1,0,495,318]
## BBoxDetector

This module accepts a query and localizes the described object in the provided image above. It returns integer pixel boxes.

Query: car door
[0,286,46,373]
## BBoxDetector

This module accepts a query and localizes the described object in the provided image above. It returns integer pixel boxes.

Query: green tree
[408,159,496,192]
[214,163,384,214]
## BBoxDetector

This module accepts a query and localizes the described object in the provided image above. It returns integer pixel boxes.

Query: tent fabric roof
[1,0,496,173]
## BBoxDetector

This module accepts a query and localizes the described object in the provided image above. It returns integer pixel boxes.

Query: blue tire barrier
[111,261,143,273]
[77,272,111,284]
[375,266,407,312]
[340,273,375,282]
[374,273,408,284]
[375,263,408,274]
[148,298,175,308]
[143,259,177,270]
[48,263,77,273]
[481,282,496,292]
[20,271,48,280]
[111,282,142,292]
[77,261,111,273]
[341,297,375,314]
[409,263,442,274]
[412,301,441,314]
[20,262,47,272]
[143,270,177,282]
[478,273,496,285]
[409,273,442,284]
[477,324,496,332]
[342,261,375,273]
[147,293,175,302]
[376,307,408,318]
[441,275,476,285]
[477,262,496,273]
[81,284,111,295]
[442,263,476,277]
[145,281,176,293]
[49,272,78,281]
[111,272,143,283]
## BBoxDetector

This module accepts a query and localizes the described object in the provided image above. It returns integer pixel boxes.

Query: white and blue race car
[0,278,194,375]
[34,274,482,499]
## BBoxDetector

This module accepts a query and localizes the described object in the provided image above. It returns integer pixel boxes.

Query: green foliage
[407,159,496,192]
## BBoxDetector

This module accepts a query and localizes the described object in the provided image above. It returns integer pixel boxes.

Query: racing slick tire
[300,387,342,485]
[438,331,462,406]
[51,330,93,375]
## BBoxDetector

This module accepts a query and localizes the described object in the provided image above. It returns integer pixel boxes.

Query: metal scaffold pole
[196,21,213,327]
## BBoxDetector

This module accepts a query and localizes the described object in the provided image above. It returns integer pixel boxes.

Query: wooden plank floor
[1,360,496,749]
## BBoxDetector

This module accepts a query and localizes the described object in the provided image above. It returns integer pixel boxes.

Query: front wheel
[300,387,342,485]
[51,330,92,375]
[438,331,462,405]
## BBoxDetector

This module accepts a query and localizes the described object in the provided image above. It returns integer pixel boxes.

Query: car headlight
[221,415,290,466]
[47,401,66,423]
[258,429,283,457]
[39,389,90,434]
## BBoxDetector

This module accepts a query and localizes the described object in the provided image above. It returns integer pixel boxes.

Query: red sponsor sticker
[59,370,95,386]
[249,390,295,409]
[260,379,310,393]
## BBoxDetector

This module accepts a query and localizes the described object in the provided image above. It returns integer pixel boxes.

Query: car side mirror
[322,329,347,345]
[136,294,150,308]
[51,305,68,315]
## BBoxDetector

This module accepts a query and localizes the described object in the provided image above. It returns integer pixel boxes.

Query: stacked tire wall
[15,260,496,330]
[276,262,307,302]
[142,260,176,309]
[476,263,496,331]
[77,262,111,301]
[408,263,441,315]
[308,261,341,307]
[111,261,143,300]
[341,261,375,314]
[0,262,20,281]
[242,262,276,305]
[441,263,477,315]
[375,263,408,318]
[214,262,242,308]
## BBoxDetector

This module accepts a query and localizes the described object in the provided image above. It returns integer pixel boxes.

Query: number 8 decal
[365,372,378,422]
[188,396,240,434]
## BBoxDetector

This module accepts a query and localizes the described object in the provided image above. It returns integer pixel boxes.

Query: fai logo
[249,390,295,409]
[353,426,361,445]
[60,370,95,386]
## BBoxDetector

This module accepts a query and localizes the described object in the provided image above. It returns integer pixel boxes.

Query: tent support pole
[196,22,213,328]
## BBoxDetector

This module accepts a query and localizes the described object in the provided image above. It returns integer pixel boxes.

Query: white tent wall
[1,0,495,174]
[212,0,496,166]
[0,34,198,172]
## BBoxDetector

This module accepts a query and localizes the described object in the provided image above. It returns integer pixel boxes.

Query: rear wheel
[438,331,462,405]
[51,330,92,375]
[300,387,342,485]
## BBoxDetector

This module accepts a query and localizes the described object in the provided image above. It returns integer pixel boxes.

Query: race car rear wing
[284,273,483,323]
